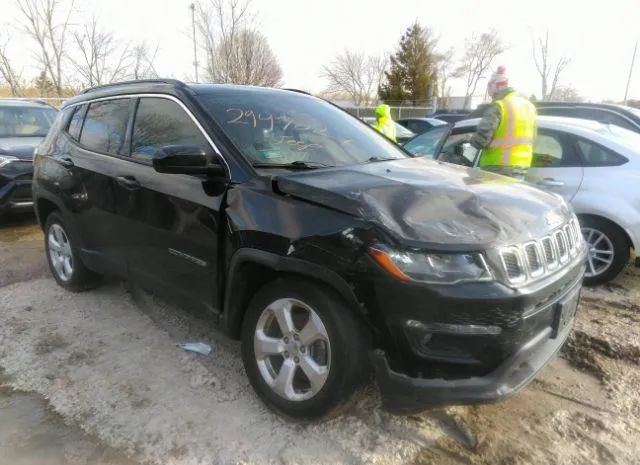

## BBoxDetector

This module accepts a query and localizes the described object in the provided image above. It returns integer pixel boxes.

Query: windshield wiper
[364,156,398,163]
[252,160,334,170]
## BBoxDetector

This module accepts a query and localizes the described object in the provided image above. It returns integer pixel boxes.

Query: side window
[532,134,563,167]
[79,99,131,155]
[531,131,578,167]
[67,105,85,141]
[131,97,208,160]
[575,139,628,167]
[403,126,450,158]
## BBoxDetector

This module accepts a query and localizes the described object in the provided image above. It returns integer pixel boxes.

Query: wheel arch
[577,213,634,250]
[35,196,61,230]
[222,248,365,339]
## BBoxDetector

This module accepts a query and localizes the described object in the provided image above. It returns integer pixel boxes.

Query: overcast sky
[2,0,639,102]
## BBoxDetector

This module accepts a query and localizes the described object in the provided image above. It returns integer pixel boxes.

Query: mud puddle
[0,386,137,465]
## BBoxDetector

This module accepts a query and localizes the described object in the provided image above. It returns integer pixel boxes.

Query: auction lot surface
[1,215,639,465]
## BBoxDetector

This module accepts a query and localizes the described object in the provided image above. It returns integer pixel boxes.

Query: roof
[65,79,319,108]
[0,99,56,109]
[397,117,447,125]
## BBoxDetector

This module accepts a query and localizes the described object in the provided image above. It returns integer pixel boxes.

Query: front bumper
[373,309,573,413]
[368,254,585,414]
[0,164,34,214]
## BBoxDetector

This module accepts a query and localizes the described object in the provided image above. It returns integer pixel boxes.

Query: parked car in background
[535,102,640,134]
[361,116,415,144]
[0,99,57,218]
[34,79,585,420]
[431,112,470,124]
[396,117,447,134]
[404,116,640,285]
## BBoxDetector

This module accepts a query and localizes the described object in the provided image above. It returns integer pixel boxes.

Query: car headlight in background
[0,155,19,168]
[369,246,493,284]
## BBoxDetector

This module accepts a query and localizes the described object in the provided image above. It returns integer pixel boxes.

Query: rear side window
[67,105,85,140]
[131,97,208,160]
[576,139,628,166]
[79,99,131,155]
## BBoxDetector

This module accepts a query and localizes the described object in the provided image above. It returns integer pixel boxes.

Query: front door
[116,96,227,313]
[525,129,584,201]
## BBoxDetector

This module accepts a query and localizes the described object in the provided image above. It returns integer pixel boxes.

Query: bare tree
[17,0,74,96]
[454,29,506,109]
[129,41,159,80]
[0,37,24,96]
[550,84,583,102]
[532,30,570,100]
[435,47,455,100]
[70,18,131,88]
[321,50,388,106]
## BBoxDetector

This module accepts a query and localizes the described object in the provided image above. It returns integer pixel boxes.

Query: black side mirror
[152,144,225,176]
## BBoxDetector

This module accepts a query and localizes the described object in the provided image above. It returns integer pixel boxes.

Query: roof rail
[80,79,186,95]
[282,88,312,96]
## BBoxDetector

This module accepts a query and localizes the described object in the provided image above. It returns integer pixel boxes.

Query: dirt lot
[0,215,638,465]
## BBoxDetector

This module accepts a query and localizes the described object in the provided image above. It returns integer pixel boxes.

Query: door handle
[537,178,565,188]
[115,176,141,190]
[57,157,74,169]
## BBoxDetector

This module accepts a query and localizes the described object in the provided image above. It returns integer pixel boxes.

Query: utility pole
[624,40,637,104]
[190,3,199,82]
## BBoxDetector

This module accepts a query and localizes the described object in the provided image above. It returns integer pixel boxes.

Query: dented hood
[275,157,572,250]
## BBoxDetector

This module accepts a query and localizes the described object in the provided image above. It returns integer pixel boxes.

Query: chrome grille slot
[499,248,525,283]
[541,236,558,269]
[554,230,569,263]
[523,242,543,277]
[564,224,575,252]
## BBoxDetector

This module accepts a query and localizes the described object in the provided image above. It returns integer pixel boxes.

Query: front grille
[498,218,584,285]
[500,248,525,282]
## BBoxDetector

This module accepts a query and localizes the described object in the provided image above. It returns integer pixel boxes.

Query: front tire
[44,211,101,292]
[241,277,369,421]
[581,216,630,286]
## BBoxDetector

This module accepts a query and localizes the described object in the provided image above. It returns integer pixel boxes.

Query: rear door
[525,129,584,200]
[117,96,227,313]
[65,98,136,275]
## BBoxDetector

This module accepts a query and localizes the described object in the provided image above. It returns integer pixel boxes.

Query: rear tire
[580,216,629,286]
[44,211,102,292]
[241,277,369,421]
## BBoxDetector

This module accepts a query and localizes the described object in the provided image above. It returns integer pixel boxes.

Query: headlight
[0,155,18,168]
[369,246,493,284]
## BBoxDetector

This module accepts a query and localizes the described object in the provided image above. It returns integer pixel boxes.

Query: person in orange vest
[469,66,537,180]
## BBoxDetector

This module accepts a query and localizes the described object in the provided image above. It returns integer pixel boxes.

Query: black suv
[0,99,57,218]
[33,80,587,420]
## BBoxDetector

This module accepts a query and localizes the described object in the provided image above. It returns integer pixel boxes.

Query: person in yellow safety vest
[373,104,397,143]
[469,66,537,180]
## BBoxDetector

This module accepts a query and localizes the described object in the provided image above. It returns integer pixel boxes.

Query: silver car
[404,116,640,285]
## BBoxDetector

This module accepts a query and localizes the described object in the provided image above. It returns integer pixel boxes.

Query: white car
[403,116,640,285]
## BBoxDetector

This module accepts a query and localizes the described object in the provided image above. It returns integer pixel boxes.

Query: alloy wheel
[253,298,331,401]
[48,223,74,281]
[582,227,614,278]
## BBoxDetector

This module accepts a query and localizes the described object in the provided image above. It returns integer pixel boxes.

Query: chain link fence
[343,106,432,120]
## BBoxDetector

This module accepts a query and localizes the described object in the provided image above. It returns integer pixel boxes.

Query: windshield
[200,90,408,168]
[0,106,57,138]
[362,117,415,138]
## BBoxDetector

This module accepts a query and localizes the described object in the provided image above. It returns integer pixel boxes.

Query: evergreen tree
[379,22,439,106]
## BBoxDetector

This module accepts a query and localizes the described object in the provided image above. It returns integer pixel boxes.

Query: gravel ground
[0,216,638,465]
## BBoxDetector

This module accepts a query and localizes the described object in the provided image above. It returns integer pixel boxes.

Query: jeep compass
[33,80,587,420]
